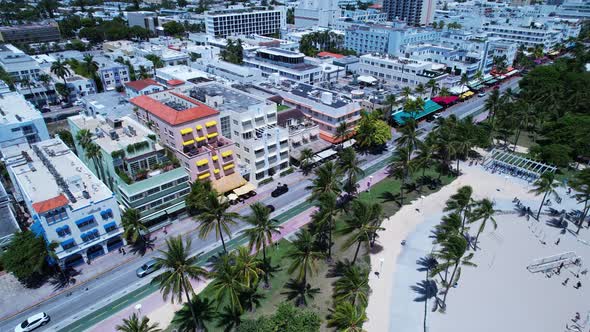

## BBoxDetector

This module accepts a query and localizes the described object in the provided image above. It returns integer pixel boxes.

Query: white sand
[365,163,590,332]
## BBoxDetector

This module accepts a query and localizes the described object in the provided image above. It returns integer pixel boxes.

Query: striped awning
[214,168,220,174]
[75,215,95,227]
[212,155,218,161]
[223,163,234,170]
[61,238,75,247]
[196,136,206,142]
[104,221,117,231]
[196,125,203,130]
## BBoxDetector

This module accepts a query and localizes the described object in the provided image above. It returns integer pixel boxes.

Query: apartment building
[383,0,436,26]
[124,79,166,98]
[9,138,122,267]
[244,48,324,84]
[0,181,19,251]
[482,24,561,51]
[205,7,286,38]
[127,11,160,33]
[0,44,42,81]
[188,82,290,184]
[0,92,50,148]
[344,23,441,56]
[295,0,341,28]
[94,56,130,91]
[358,53,448,88]
[80,91,134,119]
[130,90,243,193]
[68,115,190,223]
[0,23,61,44]
[134,44,190,67]
[403,44,481,77]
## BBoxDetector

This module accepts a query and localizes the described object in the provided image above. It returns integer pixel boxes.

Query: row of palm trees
[75,128,107,182]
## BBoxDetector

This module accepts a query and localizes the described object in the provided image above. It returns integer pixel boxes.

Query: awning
[61,239,75,247]
[100,208,113,217]
[198,172,211,179]
[165,202,185,214]
[207,132,218,139]
[459,91,474,99]
[183,139,195,146]
[196,159,208,166]
[227,193,239,201]
[485,78,498,85]
[357,75,378,84]
[104,221,117,230]
[196,136,206,142]
[211,172,246,194]
[196,125,203,130]
[214,168,220,174]
[221,150,233,157]
[223,163,234,170]
[205,121,217,127]
[180,128,193,135]
[234,182,257,196]
[75,215,95,227]
[392,100,443,125]
[212,155,218,161]
[341,139,356,149]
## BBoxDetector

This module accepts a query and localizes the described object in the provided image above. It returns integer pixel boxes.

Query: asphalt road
[0,77,521,332]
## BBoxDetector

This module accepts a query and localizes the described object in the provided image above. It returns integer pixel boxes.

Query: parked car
[266,204,275,213]
[40,107,51,114]
[136,259,159,278]
[477,92,486,97]
[60,102,73,109]
[271,184,289,198]
[15,312,50,332]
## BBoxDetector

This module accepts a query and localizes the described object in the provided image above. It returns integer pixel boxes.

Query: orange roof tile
[167,79,184,86]
[124,79,162,91]
[130,93,219,126]
[317,51,345,59]
[32,194,69,214]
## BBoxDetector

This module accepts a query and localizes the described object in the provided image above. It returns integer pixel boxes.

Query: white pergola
[482,149,557,181]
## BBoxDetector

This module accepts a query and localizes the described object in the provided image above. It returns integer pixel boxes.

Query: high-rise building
[383,0,435,26]
[204,7,286,38]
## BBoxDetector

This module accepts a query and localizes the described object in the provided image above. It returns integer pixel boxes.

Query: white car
[15,312,50,332]
[477,92,486,97]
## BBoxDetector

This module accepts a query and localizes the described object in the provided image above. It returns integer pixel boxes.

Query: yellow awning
[205,121,217,127]
[198,172,210,179]
[207,132,218,139]
[196,136,206,142]
[221,150,233,157]
[214,168,220,174]
[212,155,218,161]
[196,125,203,130]
[196,159,208,166]
[223,163,234,170]
[234,182,257,196]
[211,172,246,194]
[180,128,193,135]
[182,139,195,146]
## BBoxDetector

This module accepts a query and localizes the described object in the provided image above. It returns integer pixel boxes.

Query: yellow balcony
[180,128,193,135]
[182,139,195,146]
[223,163,234,170]
[196,136,206,142]
[198,172,211,180]
[207,132,218,139]
[212,155,218,161]
[221,150,233,158]
[196,125,203,130]
[196,159,208,167]
[205,120,217,127]
[214,168,220,174]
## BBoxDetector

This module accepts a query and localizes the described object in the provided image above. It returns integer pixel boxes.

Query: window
[161,182,174,190]
[147,187,160,196]
[131,193,144,201]
[56,226,71,237]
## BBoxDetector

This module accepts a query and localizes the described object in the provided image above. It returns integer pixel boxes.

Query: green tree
[334,121,351,146]
[327,302,367,332]
[210,253,244,312]
[434,234,475,309]
[216,305,243,331]
[299,148,315,174]
[389,146,411,205]
[306,160,342,202]
[50,59,71,86]
[57,130,75,150]
[286,7,294,24]
[1,231,54,285]
[470,198,497,251]
[84,142,106,181]
[121,208,147,243]
[286,229,324,285]
[172,296,216,332]
[115,313,161,332]
[237,303,321,332]
[529,172,560,220]
[235,246,264,289]
[197,191,239,253]
[333,265,370,307]
[426,79,439,97]
[569,169,590,234]
[163,21,186,37]
[355,112,392,150]
[339,200,383,265]
[281,278,320,307]
[339,147,364,197]
[185,180,213,215]
[443,185,474,233]
[311,191,338,260]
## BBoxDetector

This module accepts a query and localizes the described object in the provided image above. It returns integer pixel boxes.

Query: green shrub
[258,178,274,186]
[279,167,294,177]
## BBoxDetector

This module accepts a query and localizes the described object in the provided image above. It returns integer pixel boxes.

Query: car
[60,102,73,109]
[432,113,442,120]
[477,92,486,97]
[271,184,289,198]
[266,204,275,213]
[40,107,51,114]
[15,312,50,332]
[136,259,159,278]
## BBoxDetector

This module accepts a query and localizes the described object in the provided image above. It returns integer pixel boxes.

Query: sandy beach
[365,162,590,332]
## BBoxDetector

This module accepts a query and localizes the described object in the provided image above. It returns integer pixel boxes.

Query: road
[0,77,521,332]
[42,105,81,122]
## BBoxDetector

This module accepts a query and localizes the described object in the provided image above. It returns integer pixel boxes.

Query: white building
[127,11,160,33]
[204,7,287,38]
[0,92,50,148]
[94,56,131,91]
[187,82,290,184]
[295,0,342,28]
[482,24,561,52]
[0,44,42,81]
[243,48,324,84]
[9,138,123,267]
[134,44,190,67]
[358,54,448,88]
[124,79,166,98]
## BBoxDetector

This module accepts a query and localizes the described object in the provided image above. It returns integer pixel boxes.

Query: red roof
[167,79,184,86]
[130,92,219,125]
[432,96,458,105]
[317,51,345,59]
[32,194,69,214]
[124,79,162,91]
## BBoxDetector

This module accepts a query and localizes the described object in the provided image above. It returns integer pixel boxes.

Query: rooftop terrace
[188,82,264,114]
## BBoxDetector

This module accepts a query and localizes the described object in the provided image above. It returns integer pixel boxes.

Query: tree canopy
[1,231,53,286]
[237,303,321,332]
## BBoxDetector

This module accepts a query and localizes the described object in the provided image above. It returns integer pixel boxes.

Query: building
[196,59,263,84]
[80,91,134,119]
[134,44,190,67]
[482,24,561,52]
[0,23,61,44]
[94,56,131,91]
[344,23,441,56]
[204,7,286,38]
[68,115,190,223]
[130,90,244,193]
[277,108,326,160]
[0,181,19,251]
[9,138,123,267]
[295,0,342,28]
[383,0,435,26]
[124,79,166,98]
[127,11,160,33]
[0,92,50,148]
[0,44,42,81]
[188,82,290,184]
[357,53,448,88]
[50,72,96,100]
[244,48,324,84]
[556,0,590,19]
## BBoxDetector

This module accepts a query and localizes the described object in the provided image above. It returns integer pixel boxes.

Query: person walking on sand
[574,281,582,289]
[563,278,570,286]
[555,238,561,245]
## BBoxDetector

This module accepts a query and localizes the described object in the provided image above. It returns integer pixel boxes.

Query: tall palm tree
[312,191,338,261]
[396,118,423,158]
[529,172,560,220]
[216,305,243,332]
[50,59,71,86]
[412,138,435,189]
[327,302,367,332]
[401,86,412,99]
[333,265,370,307]
[122,208,147,243]
[197,191,239,253]
[75,128,93,149]
[426,79,439,98]
[439,86,451,97]
[443,185,474,233]
[171,296,216,332]
[299,148,315,174]
[185,180,213,215]
[115,313,161,332]
[209,253,244,312]
[569,169,590,234]
[138,65,151,79]
[235,246,263,289]
[484,89,501,129]
[335,121,350,146]
[243,202,282,287]
[281,278,320,307]
[306,161,342,202]
[84,142,106,181]
[459,73,469,94]
[389,146,411,205]
[438,234,475,308]
[384,94,398,122]
[414,83,426,97]
[83,54,99,76]
[339,200,383,264]
[152,236,208,331]
[286,229,324,285]
[470,198,497,251]
[339,147,364,197]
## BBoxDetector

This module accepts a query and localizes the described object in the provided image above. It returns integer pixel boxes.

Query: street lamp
[135,303,142,316]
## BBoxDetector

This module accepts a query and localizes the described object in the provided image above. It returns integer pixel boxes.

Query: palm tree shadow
[411,279,442,312]
[49,267,80,291]
[129,236,156,256]
[369,242,384,254]
[379,191,401,207]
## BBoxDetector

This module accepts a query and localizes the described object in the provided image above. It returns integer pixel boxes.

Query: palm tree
[434,234,475,309]
[122,208,147,243]
[299,148,315,174]
[473,70,483,84]
[384,94,398,122]
[339,200,383,264]
[333,265,370,307]
[243,202,282,288]
[306,161,342,202]
[411,279,441,332]
[281,278,320,307]
[235,246,263,289]
[209,253,244,312]
[412,138,434,190]
[83,54,99,76]
[39,73,51,87]
[50,59,71,86]
[145,54,164,76]
[471,198,497,251]
[19,77,34,97]
[569,169,590,234]
[138,65,151,79]
[75,128,93,149]
[197,191,239,253]
[396,118,422,158]
[339,147,364,197]
[238,286,265,313]
[401,86,412,99]
[115,313,161,332]
[312,191,338,261]
[426,79,439,98]
[389,146,411,205]
[327,302,367,332]
[335,121,350,146]
[185,180,213,215]
[216,305,243,332]
[439,87,451,97]
[286,229,324,285]
[152,236,208,330]
[171,296,216,332]
[459,73,469,94]
[84,142,106,181]
[443,185,474,233]
[484,88,501,129]
[529,172,560,220]
[414,83,426,97]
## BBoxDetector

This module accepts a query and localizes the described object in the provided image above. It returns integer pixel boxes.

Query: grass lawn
[277,104,291,112]
[494,129,542,150]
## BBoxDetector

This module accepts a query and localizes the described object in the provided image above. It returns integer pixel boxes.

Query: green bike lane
[58,155,391,332]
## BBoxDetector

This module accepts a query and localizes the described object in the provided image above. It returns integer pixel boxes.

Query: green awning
[165,202,186,214]
[485,78,498,85]
[468,83,485,90]
[392,100,443,125]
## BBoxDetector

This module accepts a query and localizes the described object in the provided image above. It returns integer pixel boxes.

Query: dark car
[266,204,275,213]
[40,107,51,114]
[61,103,73,109]
[271,184,289,198]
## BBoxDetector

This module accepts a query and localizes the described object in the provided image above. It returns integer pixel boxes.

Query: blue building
[0,92,49,148]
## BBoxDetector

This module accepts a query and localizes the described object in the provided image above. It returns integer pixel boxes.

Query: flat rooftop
[0,181,19,239]
[0,92,42,124]
[11,138,113,212]
[69,114,161,154]
[157,65,208,81]
[189,82,264,114]
[81,91,134,120]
